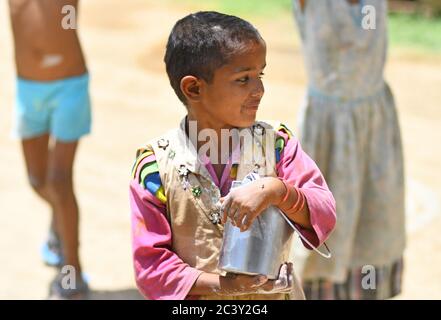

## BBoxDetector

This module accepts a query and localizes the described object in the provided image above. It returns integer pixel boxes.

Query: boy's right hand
[218,262,294,296]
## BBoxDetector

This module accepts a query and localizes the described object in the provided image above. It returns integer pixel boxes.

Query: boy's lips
[243,100,261,111]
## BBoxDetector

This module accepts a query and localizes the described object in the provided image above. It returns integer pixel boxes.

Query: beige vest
[149,119,305,300]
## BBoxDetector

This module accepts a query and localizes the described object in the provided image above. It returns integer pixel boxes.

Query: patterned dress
[292,0,406,299]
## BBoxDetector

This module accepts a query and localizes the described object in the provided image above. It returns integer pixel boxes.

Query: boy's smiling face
[186,39,267,129]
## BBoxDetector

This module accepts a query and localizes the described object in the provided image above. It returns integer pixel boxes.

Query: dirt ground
[1,0,440,299]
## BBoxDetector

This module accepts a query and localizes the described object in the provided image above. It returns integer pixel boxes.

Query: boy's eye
[236,76,249,83]
[236,73,264,83]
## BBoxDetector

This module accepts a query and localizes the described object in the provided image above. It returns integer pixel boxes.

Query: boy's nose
[251,81,264,98]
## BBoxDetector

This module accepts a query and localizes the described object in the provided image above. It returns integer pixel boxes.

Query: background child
[9,0,90,299]
[292,0,406,299]
[129,11,336,300]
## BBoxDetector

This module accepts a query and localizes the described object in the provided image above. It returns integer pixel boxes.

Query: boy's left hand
[220,178,277,231]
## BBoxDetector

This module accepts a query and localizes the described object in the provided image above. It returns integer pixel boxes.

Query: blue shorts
[13,73,92,142]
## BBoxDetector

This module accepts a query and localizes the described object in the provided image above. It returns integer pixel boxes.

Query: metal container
[218,182,294,279]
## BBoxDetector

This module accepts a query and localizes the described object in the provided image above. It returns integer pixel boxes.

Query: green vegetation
[388,12,441,52]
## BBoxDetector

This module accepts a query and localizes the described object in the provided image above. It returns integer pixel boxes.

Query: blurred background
[0,0,440,299]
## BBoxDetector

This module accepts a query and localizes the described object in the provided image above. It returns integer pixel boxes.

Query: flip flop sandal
[41,229,65,267]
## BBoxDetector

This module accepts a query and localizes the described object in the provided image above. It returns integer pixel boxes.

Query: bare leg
[21,133,51,201]
[22,134,61,246]
[46,140,82,274]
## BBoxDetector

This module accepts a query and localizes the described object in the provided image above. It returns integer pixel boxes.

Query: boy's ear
[180,76,201,103]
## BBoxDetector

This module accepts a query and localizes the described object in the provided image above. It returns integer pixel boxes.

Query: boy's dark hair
[164,11,263,105]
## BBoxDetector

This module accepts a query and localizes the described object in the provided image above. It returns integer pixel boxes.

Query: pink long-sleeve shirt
[129,128,336,300]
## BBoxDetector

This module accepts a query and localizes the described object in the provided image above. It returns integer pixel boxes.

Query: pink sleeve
[276,132,336,249]
[129,180,203,300]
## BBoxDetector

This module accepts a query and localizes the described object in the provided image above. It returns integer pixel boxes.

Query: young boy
[129,11,336,300]
[9,0,90,299]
